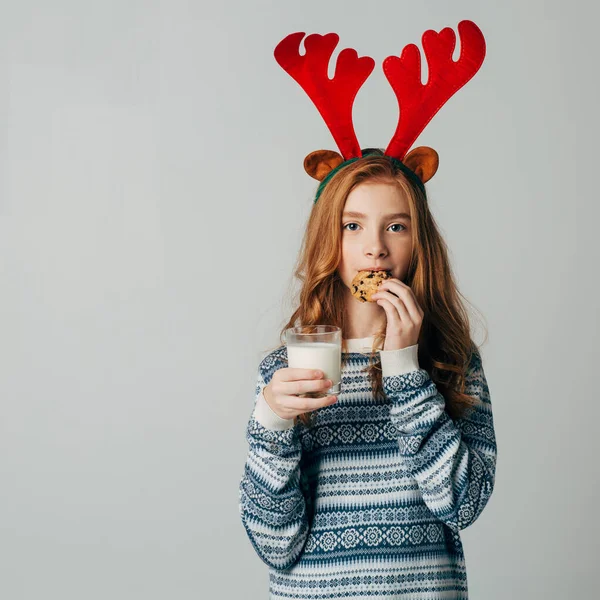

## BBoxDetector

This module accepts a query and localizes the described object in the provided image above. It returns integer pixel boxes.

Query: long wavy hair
[264,148,488,428]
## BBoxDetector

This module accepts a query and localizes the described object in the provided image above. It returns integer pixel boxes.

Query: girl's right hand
[262,368,338,420]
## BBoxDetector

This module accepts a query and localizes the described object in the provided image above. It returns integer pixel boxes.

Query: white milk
[286,341,341,394]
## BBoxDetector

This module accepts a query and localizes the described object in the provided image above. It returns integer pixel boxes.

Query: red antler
[274,32,375,160]
[383,20,486,160]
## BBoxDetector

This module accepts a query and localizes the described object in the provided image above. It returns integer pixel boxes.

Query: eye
[343,222,406,232]
[389,223,406,232]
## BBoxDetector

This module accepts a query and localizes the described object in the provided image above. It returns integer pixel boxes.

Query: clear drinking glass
[284,325,342,397]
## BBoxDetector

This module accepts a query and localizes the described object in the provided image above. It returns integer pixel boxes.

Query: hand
[262,368,338,420]
[370,278,424,350]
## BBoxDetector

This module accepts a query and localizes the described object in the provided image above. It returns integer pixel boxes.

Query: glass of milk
[284,325,342,397]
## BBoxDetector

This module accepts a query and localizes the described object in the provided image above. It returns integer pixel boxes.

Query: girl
[238,149,497,599]
[240,23,496,600]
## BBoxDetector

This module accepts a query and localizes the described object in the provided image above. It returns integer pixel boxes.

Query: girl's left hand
[371,278,424,350]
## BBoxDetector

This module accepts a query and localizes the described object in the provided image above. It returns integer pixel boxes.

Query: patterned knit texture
[239,345,497,599]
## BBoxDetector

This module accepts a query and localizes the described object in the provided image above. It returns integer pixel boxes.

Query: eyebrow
[342,211,411,220]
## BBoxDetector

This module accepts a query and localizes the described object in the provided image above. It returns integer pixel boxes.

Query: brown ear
[304,149,345,181]
[402,146,439,183]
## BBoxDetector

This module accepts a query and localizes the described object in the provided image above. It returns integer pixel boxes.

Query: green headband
[314,154,427,204]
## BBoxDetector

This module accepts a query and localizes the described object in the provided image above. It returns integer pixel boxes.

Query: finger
[378,282,423,322]
[374,290,409,316]
[284,394,338,412]
[282,376,333,397]
[382,291,412,323]
[280,368,325,382]
[375,295,403,327]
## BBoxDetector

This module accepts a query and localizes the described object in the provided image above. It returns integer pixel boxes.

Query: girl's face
[337,180,413,289]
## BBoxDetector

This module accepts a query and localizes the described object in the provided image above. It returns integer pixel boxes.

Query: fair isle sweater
[239,336,497,600]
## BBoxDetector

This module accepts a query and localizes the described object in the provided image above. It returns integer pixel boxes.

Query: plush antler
[383,20,486,161]
[274,32,375,160]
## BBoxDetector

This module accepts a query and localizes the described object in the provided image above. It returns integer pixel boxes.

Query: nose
[364,234,387,259]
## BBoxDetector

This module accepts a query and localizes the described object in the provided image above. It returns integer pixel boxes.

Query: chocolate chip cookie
[350,270,392,302]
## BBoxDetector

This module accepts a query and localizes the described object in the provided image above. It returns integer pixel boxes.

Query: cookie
[350,270,392,302]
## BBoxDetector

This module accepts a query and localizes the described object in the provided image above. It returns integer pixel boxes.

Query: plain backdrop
[1,0,598,598]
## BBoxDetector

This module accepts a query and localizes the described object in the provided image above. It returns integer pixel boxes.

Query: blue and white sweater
[239,336,497,599]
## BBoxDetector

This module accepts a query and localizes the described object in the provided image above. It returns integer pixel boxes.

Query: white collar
[343,336,381,352]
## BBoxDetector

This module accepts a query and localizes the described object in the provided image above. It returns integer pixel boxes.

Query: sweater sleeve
[238,348,310,570]
[379,344,497,533]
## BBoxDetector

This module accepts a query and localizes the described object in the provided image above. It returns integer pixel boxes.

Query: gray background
[1,0,598,598]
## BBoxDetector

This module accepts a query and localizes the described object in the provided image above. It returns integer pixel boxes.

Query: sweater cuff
[253,386,295,430]
[378,344,420,376]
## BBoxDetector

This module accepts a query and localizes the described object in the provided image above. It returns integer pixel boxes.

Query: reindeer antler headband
[273,20,486,203]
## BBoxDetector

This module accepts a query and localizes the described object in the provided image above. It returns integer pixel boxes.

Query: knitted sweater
[239,336,497,599]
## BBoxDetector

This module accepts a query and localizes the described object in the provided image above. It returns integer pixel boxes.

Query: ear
[402,146,439,183]
[304,149,345,181]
